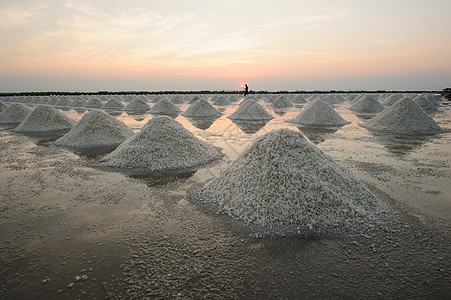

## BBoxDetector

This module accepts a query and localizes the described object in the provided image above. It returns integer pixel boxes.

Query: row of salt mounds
[267,95,293,108]
[361,97,443,135]
[102,98,125,110]
[123,98,150,112]
[212,95,232,106]
[349,94,385,113]
[412,94,438,112]
[0,101,7,112]
[55,110,134,148]
[149,98,181,116]
[85,98,104,108]
[182,99,222,118]
[101,116,223,171]
[0,103,32,124]
[287,99,350,126]
[229,99,273,121]
[195,129,379,229]
[15,105,75,133]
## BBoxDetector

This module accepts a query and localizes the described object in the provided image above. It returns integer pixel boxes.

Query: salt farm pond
[0,94,450,299]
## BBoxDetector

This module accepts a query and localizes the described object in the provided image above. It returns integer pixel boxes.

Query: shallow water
[0,97,450,299]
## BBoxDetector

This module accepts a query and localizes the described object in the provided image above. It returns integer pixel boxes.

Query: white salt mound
[85,98,104,108]
[149,98,181,116]
[14,105,75,133]
[182,99,222,118]
[381,94,403,106]
[229,99,273,121]
[70,97,87,107]
[55,109,134,148]
[169,95,184,104]
[288,99,350,126]
[0,101,7,112]
[291,95,307,104]
[213,96,231,106]
[350,95,385,112]
[123,98,151,111]
[47,96,60,105]
[101,116,222,171]
[268,96,293,108]
[412,95,437,111]
[188,95,202,104]
[0,103,32,124]
[102,98,125,110]
[361,97,442,134]
[197,129,378,229]
[55,97,73,107]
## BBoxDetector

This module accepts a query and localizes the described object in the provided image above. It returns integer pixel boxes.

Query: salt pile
[150,95,162,103]
[412,95,437,111]
[349,94,385,112]
[326,94,347,104]
[149,98,181,116]
[47,96,60,105]
[55,97,72,107]
[31,96,42,104]
[361,97,442,134]
[14,105,75,133]
[0,103,32,124]
[0,102,7,112]
[123,98,151,111]
[182,99,222,118]
[195,129,378,229]
[229,99,273,121]
[170,95,184,104]
[212,96,231,106]
[101,116,222,171]
[268,96,293,108]
[188,95,202,104]
[381,94,403,106]
[55,109,134,148]
[70,97,87,107]
[85,98,104,108]
[102,98,125,110]
[288,99,350,126]
[291,95,307,104]
[39,97,49,104]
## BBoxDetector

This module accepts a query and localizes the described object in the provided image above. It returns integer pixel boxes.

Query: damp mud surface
[0,100,450,299]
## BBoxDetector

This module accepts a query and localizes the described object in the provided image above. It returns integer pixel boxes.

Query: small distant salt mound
[55,110,134,148]
[150,95,163,103]
[169,95,184,104]
[101,116,222,171]
[412,95,437,111]
[288,99,350,126]
[213,96,231,106]
[39,97,49,104]
[55,97,73,107]
[195,129,378,229]
[0,102,7,112]
[291,95,307,104]
[85,98,104,108]
[326,94,347,104]
[102,98,125,110]
[124,95,135,102]
[349,94,385,112]
[149,98,181,116]
[0,103,32,124]
[188,95,202,104]
[70,97,87,107]
[361,97,442,134]
[229,99,273,121]
[381,94,403,106]
[30,96,42,104]
[268,96,293,108]
[47,96,60,105]
[182,99,222,118]
[14,105,75,133]
[123,98,151,112]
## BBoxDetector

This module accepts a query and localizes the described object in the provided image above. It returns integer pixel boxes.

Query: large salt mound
[149,98,181,116]
[212,95,231,106]
[0,102,7,112]
[14,105,75,133]
[85,98,104,108]
[182,99,222,118]
[0,103,32,124]
[101,116,222,171]
[361,97,442,134]
[291,95,307,104]
[123,98,151,111]
[102,98,125,110]
[196,129,378,229]
[349,94,385,112]
[229,99,273,121]
[55,109,134,148]
[288,99,350,126]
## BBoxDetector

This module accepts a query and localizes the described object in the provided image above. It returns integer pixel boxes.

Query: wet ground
[0,98,450,299]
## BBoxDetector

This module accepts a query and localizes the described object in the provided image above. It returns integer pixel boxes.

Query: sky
[1,0,450,92]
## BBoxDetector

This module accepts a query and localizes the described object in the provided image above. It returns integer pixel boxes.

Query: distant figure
[244,84,249,97]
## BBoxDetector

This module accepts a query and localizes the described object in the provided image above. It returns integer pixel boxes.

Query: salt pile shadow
[231,120,269,134]
[369,132,435,156]
[186,117,220,130]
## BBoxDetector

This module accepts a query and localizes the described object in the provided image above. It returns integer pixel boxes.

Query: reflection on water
[107,111,123,117]
[73,145,119,159]
[369,132,434,156]
[355,113,376,121]
[273,109,289,117]
[296,126,339,144]
[186,117,219,130]
[127,113,147,121]
[231,120,270,134]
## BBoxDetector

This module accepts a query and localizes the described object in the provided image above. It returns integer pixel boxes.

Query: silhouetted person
[244,84,249,97]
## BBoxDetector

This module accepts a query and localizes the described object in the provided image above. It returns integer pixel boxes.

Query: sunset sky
[1,0,450,92]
